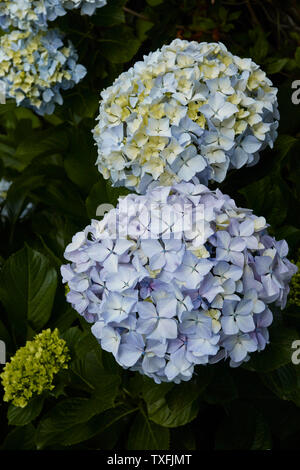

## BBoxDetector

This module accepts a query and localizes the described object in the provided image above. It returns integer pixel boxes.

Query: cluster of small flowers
[1,329,70,408]
[0,0,106,114]
[0,29,87,115]
[93,39,279,193]
[288,252,300,308]
[61,182,296,383]
[0,0,107,31]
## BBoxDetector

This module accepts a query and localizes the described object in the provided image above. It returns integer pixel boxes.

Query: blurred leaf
[147,0,164,5]
[64,128,99,192]
[86,179,108,219]
[275,134,298,161]
[136,18,154,41]
[91,0,126,26]
[99,26,141,63]
[239,172,288,227]
[266,58,289,74]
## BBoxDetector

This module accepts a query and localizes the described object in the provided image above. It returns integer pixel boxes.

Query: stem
[123,6,150,22]
[246,0,261,26]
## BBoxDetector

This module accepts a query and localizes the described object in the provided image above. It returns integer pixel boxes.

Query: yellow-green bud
[0,328,70,408]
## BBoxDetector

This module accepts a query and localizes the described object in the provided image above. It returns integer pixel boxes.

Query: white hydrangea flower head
[0,29,87,115]
[0,0,107,31]
[61,181,296,384]
[93,39,279,193]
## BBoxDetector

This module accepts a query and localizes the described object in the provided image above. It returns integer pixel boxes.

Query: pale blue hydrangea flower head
[61,181,296,383]
[0,29,87,115]
[0,0,107,31]
[63,0,107,16]
[93,39,279,193]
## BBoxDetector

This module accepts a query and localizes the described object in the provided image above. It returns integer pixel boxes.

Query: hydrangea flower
[0,178,12,203]
[93,39,279,193]
[0,0,107,31]
[61,181,296,383]
[63,0,107,16]
[0,29,87,115]
[0,329,70,408]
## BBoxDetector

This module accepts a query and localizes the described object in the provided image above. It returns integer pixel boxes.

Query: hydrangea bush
[0,29,87,115]
[0,0,107,31]
[61,182,296,383]
[93,39,279,193]
[0,329,70,408]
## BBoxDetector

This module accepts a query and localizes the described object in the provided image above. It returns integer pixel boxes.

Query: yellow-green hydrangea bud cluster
[0,29,86,115]
[288,257,300,307]
[93,39,279,194]
[0,328,70,408]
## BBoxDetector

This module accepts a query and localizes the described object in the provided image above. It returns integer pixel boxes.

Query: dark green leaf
[7,395,45,426]
[128,412,170,450]
[0,246,57,338]
[215,402,272,450]
[1,424,36,450]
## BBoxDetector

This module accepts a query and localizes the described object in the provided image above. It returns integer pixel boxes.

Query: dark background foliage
[0,0,300,450]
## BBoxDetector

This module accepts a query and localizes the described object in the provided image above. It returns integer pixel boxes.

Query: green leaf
[61,326,85,357]
[64,129,99,192]
[295,47,300,67]
[136,19,154,41]
[36,404,137,448]
[71,353,121,394]
[127,412,170,450]
[91,0,126,26]
[215,402,272,450]
[275,134,298,161]
[14,126,68,167]
[99,26,141,64]
[266,58,288,74]
[245,326,299,372]
[7,395,45,426]
[260,364,300,406]
[203,367,238,404]
[86,179,109,219]
[147,0,164,5]
[239,172,288,228]
[1,424,36,450]
[36,397,109,449]
[0,246,57,338]
[145,381,202,428]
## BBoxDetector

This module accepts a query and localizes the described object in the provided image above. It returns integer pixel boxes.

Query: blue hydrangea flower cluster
[61,182,297,383]
[0,29,87,115]
[93,39,279,193]
[0,0,107,31]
